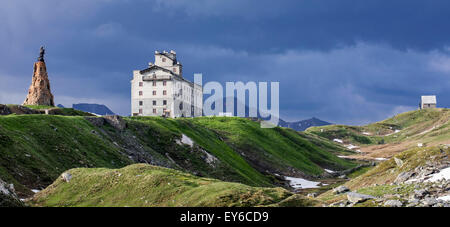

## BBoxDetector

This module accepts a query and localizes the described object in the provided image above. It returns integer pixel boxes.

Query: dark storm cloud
[0,0,449,124]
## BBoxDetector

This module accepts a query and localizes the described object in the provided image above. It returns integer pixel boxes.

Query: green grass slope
[31,164,319,207]
[0,111,356,197]
[307,108,450,146]
[131,117,356,176]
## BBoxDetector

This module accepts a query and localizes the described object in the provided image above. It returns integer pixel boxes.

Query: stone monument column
[23,46,55,106]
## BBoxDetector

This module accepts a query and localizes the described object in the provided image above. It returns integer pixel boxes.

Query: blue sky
[1,0,450,124]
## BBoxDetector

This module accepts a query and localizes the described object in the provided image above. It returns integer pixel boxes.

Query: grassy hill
[307,108,450,146]
[0,106,356,197]
[31,164,320,207]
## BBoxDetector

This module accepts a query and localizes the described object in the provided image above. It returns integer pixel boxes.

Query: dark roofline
[139,65,176,76]
[139,65,201,87]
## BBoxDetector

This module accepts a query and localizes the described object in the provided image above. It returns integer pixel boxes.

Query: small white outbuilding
[419,95,437,109]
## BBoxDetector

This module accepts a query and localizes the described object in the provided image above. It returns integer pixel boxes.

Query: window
[153,81,156,86]
[139,101,143,106]
[139,109,143,114]
[139,91,143,96]
[163,90,167,95]
[179,102,183,110]
[153,108,156,114]
[163,100,167,105]
[153,91,156,96]
[153,74,156,79]
[163,81,166,86]
[173,68,177,72]
[153,100,156,105]
[162,58,166,62]
[139,82,143,87]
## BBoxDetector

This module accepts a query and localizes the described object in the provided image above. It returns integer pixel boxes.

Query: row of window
[138,90,167,96]
[139,100,167,106]
[139,81,167,87]
[138,108,166,114]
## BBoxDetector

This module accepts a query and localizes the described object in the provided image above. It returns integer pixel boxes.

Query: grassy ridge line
[31,164,320,207]
[307,108,450,146]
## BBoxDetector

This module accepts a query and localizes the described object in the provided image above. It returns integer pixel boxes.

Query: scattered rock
[384,200,403,207]
[62,172,72,182]
[413,189,429,199]
[333,185,350,194]
[84,117,105,127]
[346,192,376,204]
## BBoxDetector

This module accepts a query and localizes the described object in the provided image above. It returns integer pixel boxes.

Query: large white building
[131,50,203,117]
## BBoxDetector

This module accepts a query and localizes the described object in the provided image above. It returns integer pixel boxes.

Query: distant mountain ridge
[279,117,332,131]
[72,103,115,116]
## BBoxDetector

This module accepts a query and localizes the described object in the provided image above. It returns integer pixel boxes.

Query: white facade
[420,95,437,109]
[131,50,203,117]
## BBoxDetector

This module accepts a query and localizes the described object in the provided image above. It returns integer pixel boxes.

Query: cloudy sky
[1,0,450,125]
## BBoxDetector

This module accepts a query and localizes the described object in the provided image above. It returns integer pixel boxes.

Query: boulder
[62,172,72,182]
[307,193,318,198]
[394,171,414,183]
[384,200,403,207]
[346,192,376,204]
[333,185,350,194]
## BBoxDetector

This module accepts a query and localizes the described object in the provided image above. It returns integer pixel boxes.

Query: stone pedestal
[23,52,55,106]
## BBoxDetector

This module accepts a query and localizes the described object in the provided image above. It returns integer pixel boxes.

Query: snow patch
[324,169,335,173]
[345,144,359,150]
[438,195,450,202]
[284,176,321,189]
[177,134,194,147]
[31,189,41,193]
[333,139,343,143]
[425,167,450,182]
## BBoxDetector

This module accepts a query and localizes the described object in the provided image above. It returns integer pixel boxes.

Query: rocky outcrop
[103,115,127,131]
[0,178,24,207]
[0,104,12,115]
[23,46,54,106]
